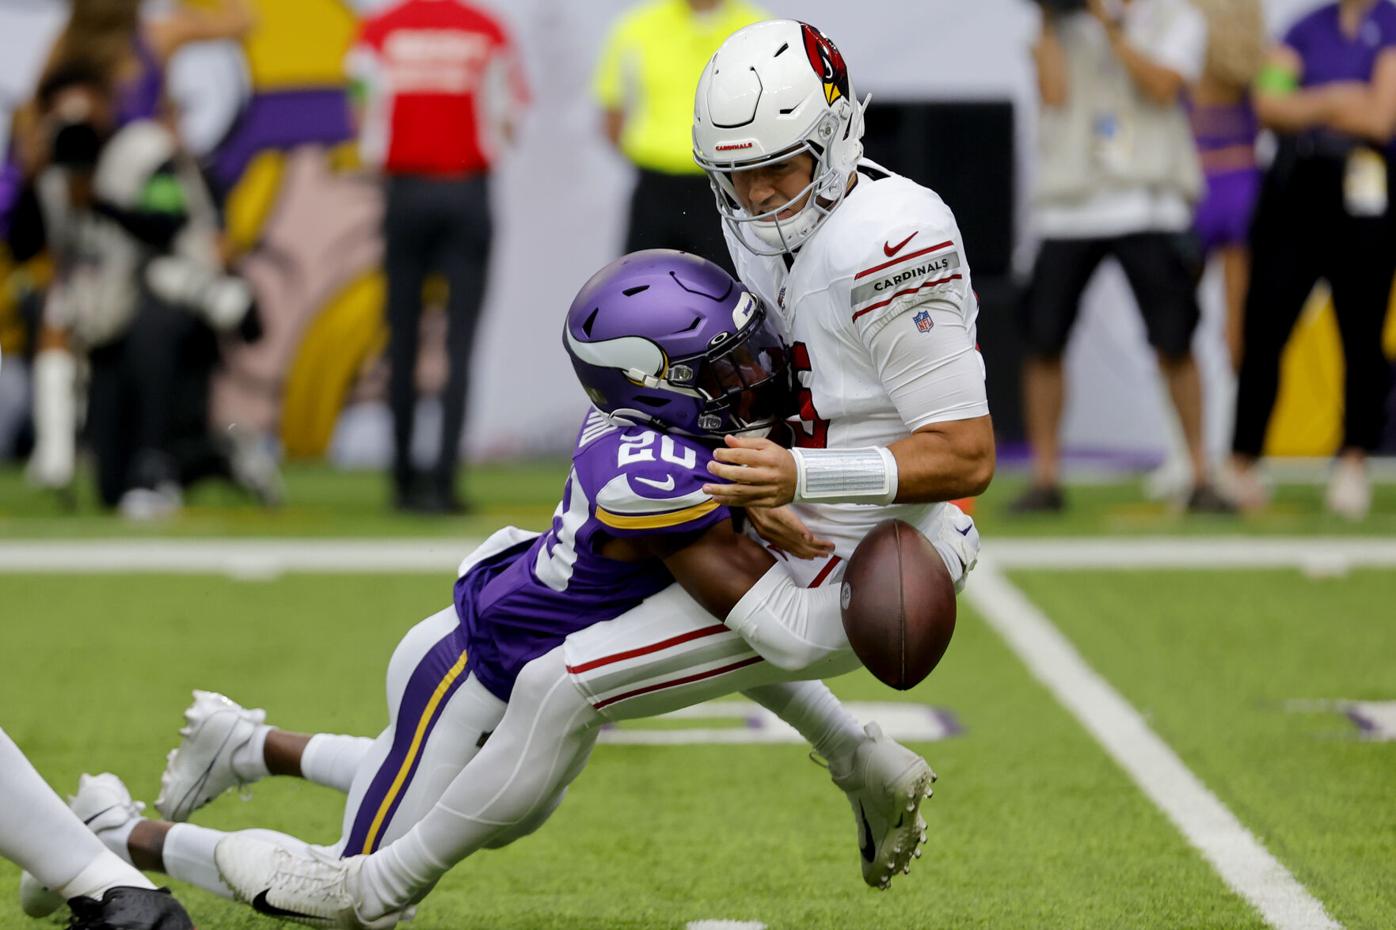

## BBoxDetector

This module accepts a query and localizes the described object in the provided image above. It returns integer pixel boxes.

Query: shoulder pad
[575,408,621,451]
[850,235,962,325]
[594,473,719,531]
[586,430,725,534]
[822,182,965,330]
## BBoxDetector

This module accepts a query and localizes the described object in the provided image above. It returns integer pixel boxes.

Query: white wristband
[790,446,899,505]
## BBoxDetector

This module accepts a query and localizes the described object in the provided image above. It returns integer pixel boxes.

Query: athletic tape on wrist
[790,446,898,505]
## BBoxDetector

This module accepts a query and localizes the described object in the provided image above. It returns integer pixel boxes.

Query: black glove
[66,886,196,930]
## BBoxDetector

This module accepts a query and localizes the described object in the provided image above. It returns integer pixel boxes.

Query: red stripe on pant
[571,554,841,677]
[809,555,842,588]
[572,552,843,709]
[565,624,729,675]
[592,655,765,710]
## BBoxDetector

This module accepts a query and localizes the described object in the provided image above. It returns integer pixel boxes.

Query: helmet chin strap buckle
[625,368,664,389]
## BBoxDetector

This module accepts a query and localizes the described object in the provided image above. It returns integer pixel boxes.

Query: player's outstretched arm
[886,414,995,502]
[704,417,994,508]
[630,520,849,672]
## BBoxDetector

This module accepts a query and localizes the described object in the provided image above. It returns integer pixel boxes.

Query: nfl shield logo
[914,310,933,333]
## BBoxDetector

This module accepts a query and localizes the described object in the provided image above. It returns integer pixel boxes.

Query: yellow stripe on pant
[360,648,470,854]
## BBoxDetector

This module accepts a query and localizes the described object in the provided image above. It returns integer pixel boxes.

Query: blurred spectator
[9,66,272,516]
[348,0,528,514]
[1015,0,1230,513]
[0,0,254,458]
[1144,0,1267,501]
[593,0,766,275]
[1190,0,1266,370]
[1229,0,1396,520]
[11,0,254,175]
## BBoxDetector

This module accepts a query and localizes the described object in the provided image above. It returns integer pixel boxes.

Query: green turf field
[2,562,1392,927]
[1011,568,1396,930]
[1,467,1393,929]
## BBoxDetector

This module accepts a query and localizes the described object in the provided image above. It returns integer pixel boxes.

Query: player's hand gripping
[745,505,835,560]
[704,435,798,507]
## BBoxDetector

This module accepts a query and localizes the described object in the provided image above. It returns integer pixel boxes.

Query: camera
[49,119,104,170]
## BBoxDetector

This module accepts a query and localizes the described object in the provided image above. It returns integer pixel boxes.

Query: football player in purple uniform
[22,252,977,928]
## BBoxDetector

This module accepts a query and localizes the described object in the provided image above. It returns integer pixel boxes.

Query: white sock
[302,734,375,793]
[0,728,153,896]
[163,824,234,899]
[61,856,156,900]
[743,681,865,777]
[96,818,140,864]
[231,724,272,782]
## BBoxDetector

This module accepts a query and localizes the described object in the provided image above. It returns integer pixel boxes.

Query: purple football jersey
[455,409,731,700]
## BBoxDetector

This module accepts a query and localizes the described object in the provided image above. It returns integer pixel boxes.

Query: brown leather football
[840,518,957,690]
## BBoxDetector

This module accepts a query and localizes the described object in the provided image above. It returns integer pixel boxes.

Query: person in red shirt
[349,0,528,513]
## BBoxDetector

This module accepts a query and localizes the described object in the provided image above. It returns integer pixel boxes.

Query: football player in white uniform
[206,21,990,928]
[693,21,994,544]
[0,727,195,928]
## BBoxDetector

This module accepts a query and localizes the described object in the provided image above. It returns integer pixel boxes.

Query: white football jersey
[725,160,989,559]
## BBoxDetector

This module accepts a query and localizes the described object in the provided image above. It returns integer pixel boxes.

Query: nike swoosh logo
[635,475,676,492]
[858,802,876,863]
[956,525,972,536]
[252,890,320,921]
[82,804,121,827]
[884,232,918,257]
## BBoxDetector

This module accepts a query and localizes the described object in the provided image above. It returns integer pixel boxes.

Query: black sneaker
[67,887,195,930]
[1009,484,1065,514]
[1186,484,1236,514]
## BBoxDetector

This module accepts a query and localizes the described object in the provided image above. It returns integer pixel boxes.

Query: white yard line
[966,561,1343,930]
[0,539,472,575]
[3,536,1396,574]
[988,537,1396,570]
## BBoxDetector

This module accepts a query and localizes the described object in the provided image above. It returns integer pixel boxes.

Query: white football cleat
[830,723,936,890]
[214,835,405,929]
[18,871,65,918]
[156,690,267,821]
[19,773,147,917]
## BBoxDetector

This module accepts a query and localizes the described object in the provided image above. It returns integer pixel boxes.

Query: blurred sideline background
[2,0,1390,479]
[1,5,1393,928]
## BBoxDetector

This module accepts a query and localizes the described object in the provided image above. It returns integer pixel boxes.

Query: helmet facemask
[684,304,793,436]
[699,96,867,256]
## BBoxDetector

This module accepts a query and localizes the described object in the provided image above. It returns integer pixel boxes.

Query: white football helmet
[693,20,868,255]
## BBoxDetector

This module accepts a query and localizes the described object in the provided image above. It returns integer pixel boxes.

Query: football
[840,518,957,691]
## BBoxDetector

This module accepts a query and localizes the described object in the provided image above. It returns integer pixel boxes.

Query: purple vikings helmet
[563,250,792,438]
